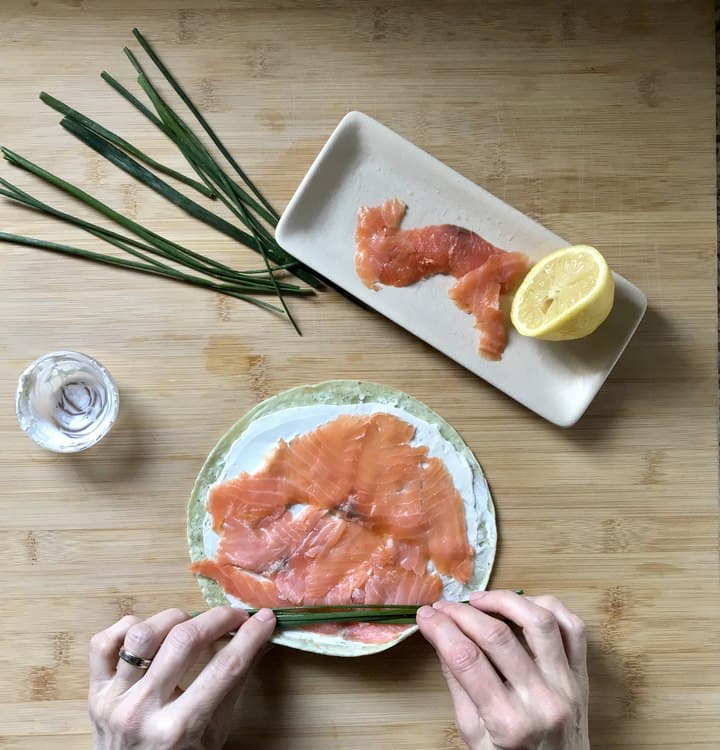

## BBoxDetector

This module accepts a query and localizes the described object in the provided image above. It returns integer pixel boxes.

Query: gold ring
[118,647,153,670]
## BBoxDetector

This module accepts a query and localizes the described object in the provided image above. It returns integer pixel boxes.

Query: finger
[527,595,587,676]
[470,591,569,679]
[169,608,275,725]
[114,608,189,694]
[433,600,541,688]
[143,607,250,703]
[416,605,509,714]
[209,650,263,742]
[212,635,274,723]
[89,615,141,688]
[437,654,485,746]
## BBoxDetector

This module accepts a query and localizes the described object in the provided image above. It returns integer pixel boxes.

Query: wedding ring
[118,647,153,670]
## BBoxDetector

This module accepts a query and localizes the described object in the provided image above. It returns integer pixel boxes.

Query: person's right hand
[417,590,590,750]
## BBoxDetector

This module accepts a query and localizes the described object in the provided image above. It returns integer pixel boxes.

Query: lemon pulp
[510,245,614,341]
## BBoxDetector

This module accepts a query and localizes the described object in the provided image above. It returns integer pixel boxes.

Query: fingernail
[470,590,487,599]
[255,608,275,623]
[432,599,451,610]
[417,605,435,619]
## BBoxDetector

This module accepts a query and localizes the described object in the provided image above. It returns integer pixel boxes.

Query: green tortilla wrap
[188,380,496,656]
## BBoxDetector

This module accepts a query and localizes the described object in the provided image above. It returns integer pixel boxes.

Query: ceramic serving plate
[276,112,647,427]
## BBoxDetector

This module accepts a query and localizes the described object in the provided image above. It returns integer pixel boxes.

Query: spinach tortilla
[188,380,496,657]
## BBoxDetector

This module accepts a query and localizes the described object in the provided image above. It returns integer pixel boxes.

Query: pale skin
[88,607,276,750]
[416,591,590,750]
[89,591,589,750]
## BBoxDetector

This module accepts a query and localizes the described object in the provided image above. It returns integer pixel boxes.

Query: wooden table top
[1,1,717,748]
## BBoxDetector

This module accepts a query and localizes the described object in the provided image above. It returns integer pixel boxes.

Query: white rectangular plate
[276,112,647,427]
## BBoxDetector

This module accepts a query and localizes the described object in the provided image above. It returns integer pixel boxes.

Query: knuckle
[150,715,185,747]
[166,621,201,651]
[124,622,157,654]
[530,609,558,634]
[89,632,112,658]
[483,621,514,648]
[165,607,188,621]
[108,705,143,737]
[447,641,481,673]
[511,719,537,746]
[531,594,558,612]
[439,658,454,681]
[490,714,530,745]
[543,699,572,732]
[568,614,587,639]
[118,614,141,627]
[87,696,102,724]
[454,716,482,748]
[215,647,249,675]
[541,594,562,609]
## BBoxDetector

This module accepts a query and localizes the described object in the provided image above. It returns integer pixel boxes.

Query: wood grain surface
[1,1,717,748]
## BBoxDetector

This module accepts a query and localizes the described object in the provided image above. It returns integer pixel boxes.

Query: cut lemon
[510,245,614,341]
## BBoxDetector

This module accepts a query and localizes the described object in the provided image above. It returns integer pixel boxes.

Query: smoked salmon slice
[449,251,529,360]
[355,198,502,288]
[192,412,475,643]
[207,475,297,528]
[363,565,443,606]
[354,198,530,360]
[190,559,289,608]
[394,540,429,576]
[217,506,325,574]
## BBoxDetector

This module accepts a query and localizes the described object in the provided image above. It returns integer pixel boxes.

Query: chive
[0,180,311,296]
[230,183,302,334]
[101,70,167,132]
[39,92,215,198]
[59,114,307,304]
[103,81,320,298]
[257,604,427,628]
[132,28,279,221]
[102,70,226,199]
[106,39,321,289]
[3,148,255,281]
[191,591,527,630]
[135,72,278,227]
[0,233,286,314]
[3,30,322,329]
[0,147,248,280]
[124,67,320,293]
[0,178,177,271]
[59,117,261,249]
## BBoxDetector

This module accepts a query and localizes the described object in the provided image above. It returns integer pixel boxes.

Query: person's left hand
[88,606,275,749]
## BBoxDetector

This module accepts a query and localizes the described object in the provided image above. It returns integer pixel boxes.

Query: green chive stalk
[1,28,322,330]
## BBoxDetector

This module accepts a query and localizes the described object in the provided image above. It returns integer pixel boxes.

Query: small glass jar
[15,350,120,453]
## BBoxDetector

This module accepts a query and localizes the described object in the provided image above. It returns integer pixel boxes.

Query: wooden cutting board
[0,1,717,748]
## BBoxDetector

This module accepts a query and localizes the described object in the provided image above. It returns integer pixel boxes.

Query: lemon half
[510,245,614,341]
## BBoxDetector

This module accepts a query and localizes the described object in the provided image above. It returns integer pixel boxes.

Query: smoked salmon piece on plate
[188,381,497,657]
[449,251,530,361]
[355,199,530,360]
[355,198,503,288]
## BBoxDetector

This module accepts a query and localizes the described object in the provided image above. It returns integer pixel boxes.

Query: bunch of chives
[0,28,320,332]
[236,604,437,629]
[198,592,524,629]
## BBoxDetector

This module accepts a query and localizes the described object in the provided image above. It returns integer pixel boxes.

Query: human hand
[417,591,589,750]
[88,606,275,749]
